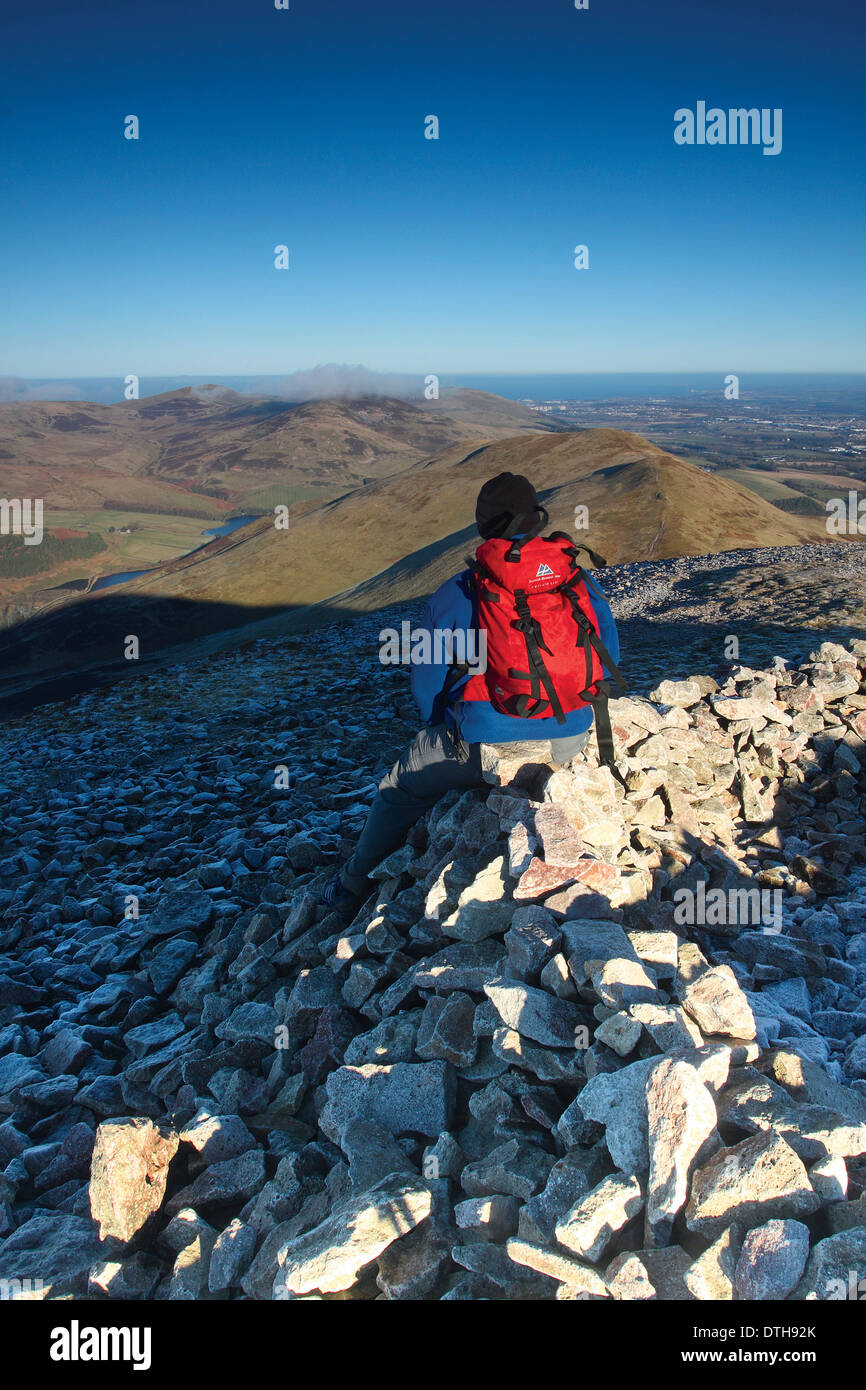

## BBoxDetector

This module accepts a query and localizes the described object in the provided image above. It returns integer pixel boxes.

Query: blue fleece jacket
[410,566,621,744]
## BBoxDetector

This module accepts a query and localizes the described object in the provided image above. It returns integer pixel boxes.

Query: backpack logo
[535,562,554,579]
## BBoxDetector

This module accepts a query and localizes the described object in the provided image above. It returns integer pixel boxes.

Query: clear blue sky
[2,0,864,375]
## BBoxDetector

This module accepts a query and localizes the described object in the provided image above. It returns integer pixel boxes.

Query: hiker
[321,472,624,919]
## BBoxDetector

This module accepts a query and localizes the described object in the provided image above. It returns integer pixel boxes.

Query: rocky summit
[0,606,865,1299]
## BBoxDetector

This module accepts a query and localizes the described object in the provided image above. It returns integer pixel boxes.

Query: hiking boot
[319,871,365,923]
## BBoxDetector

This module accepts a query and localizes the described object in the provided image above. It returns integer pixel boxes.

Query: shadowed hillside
[0,427,855,714]
[78,428,839,616]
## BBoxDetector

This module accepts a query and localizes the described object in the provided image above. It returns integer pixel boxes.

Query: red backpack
[455,528,627,770]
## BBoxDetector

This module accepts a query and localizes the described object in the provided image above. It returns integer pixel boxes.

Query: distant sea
[442,373,866,407]
[4,372,866,408]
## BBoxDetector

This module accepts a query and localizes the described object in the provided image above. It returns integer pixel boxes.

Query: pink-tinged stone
[515,855,621,903]
[711,697,792,727]
[574,858,621,889]
[784,685,825,714]
[776,735,810,765]
[514,857,579,900]
[847,711,866,741]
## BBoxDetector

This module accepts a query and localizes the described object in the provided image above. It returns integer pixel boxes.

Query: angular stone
[827,1191,866,1232]
[148,937,198,995]
[716,1072,866,1164]
[341,1118,415,1190]
[675,944,756,1041]
[322,1062,455,1141]
[283,967,342,1037]
[454,1194,520,1242]
[560,918,639,984]
[578,1057,661,1172]
[460,1139,554,1202]
[145,885,213,940]
[343,1013,422,1066]
[491,1027,586,1084]
[124,1013,186,1059]
[763,1049,866,1121]
[0,1213,106,1299]
[595,1012,641,1057]
[215,1001,280,1048]
[533,804,587,866]
[166,1149,267,1216]
[43,1029,94,1077]
[809,1155,848,1204]
[484,978,584,1049]
[555,1174,643,1263]
[604,1245,694,1300]
[209,1218,257,1292]
[442,857,513,941]
[518,1148,609,1244]
[711,696,792,726]
[416,993,477,1068]
[540,952,577,999]
[684,1225,741,1301]
[88,1254,162,1300]
[645,1059,719,1245]
[649,679,702,708]
[793,1227,866,1300]
[179,1109,256,1164]
[89,1117,179,1242]
[504,906,562,977]
[342,959,390,1007]
[507,821,537,878]
[272,1175,432,1296]
[733,1218,810,1300]
[630,1002,703,1051]
[412,940,505,993]
[168,1217,219,1300]
[591,956,659,1010]
[375,1206,453,1300]
[506,1238,608,1294]
[686,1132,822,1240]
[515,855,620,902]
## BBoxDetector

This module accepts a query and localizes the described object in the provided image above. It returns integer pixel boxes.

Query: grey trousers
[340,724,590,894]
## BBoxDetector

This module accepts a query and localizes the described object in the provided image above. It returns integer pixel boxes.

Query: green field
[714,468,816,505]
[49,508,214,571]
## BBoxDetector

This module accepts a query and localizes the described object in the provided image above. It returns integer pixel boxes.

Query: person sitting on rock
[321,471,623,920]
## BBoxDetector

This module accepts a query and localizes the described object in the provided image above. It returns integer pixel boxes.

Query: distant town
[524,393,866,474]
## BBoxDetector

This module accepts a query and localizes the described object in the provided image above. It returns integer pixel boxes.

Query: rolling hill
[0,426,849,712]
[0,386,559,602]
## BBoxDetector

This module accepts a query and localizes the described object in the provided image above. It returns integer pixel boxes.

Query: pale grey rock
[604,1245,694,1300]
[484,978,584,1048]
[321,1062,455,1141]
[645,1059,719,1245]
[506,1238,609,1294]
[595,1011,641,1057]
[684,1225,741,1301]
[733,1218,810,1300]
[272,1174,432,1296]
[577,1057,661,1171]
[792,1227,866,1299]
[208,1218,256,1292]
[555,1174,644,1263]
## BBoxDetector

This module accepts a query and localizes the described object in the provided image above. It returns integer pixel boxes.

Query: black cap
[475,472,542,540]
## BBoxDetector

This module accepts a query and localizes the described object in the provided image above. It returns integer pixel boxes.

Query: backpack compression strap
[510,590,567,724]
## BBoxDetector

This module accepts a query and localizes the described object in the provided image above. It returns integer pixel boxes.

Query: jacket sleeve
[410,576,476,725]
[409,600,441,723]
